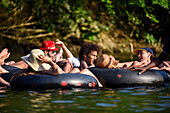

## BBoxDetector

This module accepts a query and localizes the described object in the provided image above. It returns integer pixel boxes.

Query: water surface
[0,86,170,113]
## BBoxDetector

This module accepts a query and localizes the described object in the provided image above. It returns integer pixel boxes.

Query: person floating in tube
[129,38,170,74]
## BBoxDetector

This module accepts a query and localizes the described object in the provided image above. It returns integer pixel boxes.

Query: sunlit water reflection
[0,85,169,113]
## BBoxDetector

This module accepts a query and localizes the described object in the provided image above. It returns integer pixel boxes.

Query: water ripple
[158,96,170,99]
[51,100,75,103]
[96,103,117,107]
[0,95,8,97]
[130,93,147,95]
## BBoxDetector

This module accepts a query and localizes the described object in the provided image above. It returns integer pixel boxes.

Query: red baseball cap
[40,41,58,51]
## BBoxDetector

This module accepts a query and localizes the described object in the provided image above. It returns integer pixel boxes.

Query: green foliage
[152,0,169,9]
[1,0,10,8]
[31,0,101,41]
[101,0,116,17]
[135,29,140,38]
[1,0,170,43]
[82,31,100,41]
[101,0,169,25]
[144,33,158,45]
[101,0,169,41]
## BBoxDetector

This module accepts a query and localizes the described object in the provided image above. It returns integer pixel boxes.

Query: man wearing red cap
[40,40,59,61]
[40,40,80,72]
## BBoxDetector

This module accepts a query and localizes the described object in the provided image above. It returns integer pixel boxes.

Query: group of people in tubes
[0,39,170,88]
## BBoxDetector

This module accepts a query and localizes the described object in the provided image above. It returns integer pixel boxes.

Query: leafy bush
[0,0,169,44]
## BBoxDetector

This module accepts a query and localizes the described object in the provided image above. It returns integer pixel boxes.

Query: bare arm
[0,77,10,87]
[79,61,89,70]
[56,40,73,58]
[117,61,133,68]
[48,60,64,74]
[37,55,64,75]
[132,51,168,74]
[160,66,170,74]
[158,61,170,68]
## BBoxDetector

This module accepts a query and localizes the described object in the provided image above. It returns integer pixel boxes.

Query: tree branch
[0,22,36,30]
[15,28,47,33]
[0,32,55,40]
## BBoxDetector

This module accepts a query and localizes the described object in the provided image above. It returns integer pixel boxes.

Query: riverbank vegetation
[0,0,170,61]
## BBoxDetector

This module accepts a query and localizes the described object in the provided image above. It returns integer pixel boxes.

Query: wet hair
[79,42,101,61]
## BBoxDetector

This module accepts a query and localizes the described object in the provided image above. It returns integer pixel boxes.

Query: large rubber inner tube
[1,65,22,83]
[89,68,170,88]
[10,73,99,91]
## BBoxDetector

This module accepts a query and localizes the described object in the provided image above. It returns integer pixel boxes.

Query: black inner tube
[89,68,170,88]
[1,65,170,89]
[10,73,99,91]
[1,65,22,82]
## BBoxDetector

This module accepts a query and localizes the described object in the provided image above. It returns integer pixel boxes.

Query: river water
[0,85,170,113]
